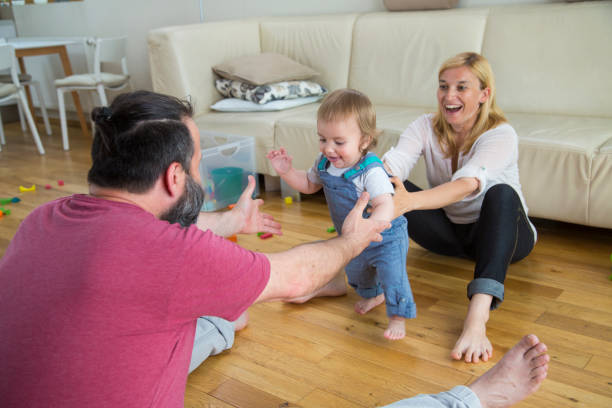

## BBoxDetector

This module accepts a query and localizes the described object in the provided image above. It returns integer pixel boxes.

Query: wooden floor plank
[209,378,301,408]
[200,346,316,403]
[184,384,235,408]
[536,312,612,342]
[298,389,364,408]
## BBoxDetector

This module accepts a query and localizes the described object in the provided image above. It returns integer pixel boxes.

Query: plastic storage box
[198,130,259,211]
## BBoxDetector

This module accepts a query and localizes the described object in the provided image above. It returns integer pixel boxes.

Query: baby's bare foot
[451,323,493,363]
[469,334,549,408]
[354,293,385,315]
[384,316,406,340]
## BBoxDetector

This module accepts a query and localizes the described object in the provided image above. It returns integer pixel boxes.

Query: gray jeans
[382,386,481,408]
[188,316,234,373]
[188,320,481,408]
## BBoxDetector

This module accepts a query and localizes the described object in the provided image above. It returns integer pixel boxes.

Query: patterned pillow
[216,79,327,105]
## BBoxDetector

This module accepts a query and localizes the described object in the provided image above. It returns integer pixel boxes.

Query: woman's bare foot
[469,334,549,408]
[287,272,347,304]
[384,316,406,340]
[232,311,249,331]
[354,293,385,315]
[451,293,493,363]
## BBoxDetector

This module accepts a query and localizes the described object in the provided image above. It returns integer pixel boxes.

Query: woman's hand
[389,176,414,219]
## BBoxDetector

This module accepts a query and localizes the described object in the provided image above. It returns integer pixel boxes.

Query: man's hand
[258,192,390,303]
[232,175,282,235]
[341,192,390,258]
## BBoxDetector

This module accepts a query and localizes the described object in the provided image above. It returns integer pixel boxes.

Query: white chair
[0,72,52,137]
[55,36,131,150]
[0,38,52,138]
[0,44,45,154]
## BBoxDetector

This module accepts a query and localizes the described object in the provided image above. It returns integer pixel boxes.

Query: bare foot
[469,334,549,408]
[451,322,492,363]
[384,316,406,340]
[287,272,347,304]
[451,293,492,363]
[354,293,385,315]
[232,311,249,331]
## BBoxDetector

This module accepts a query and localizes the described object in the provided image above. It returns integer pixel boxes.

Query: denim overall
[318,153,416,318]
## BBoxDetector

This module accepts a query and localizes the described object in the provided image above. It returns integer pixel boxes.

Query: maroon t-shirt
[0,195,270,407]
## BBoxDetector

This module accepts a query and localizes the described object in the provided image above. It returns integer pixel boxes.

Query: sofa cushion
[195,103,320,175]
[482,1,612,118]
[590,138,612,228]
[210,96,323,112]
[348,10,488,108]
[507,113,612,225]
[212,52,319,85]
[215,79,326,104]
[259,14,358,92]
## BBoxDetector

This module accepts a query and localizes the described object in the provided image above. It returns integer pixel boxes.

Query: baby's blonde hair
[433,52,507,158]
[318,88,381,154]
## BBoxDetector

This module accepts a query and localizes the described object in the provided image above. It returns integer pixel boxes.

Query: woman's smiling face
[437,65,490,136]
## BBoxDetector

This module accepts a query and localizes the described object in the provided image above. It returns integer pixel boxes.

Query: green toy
[0,197,20,205]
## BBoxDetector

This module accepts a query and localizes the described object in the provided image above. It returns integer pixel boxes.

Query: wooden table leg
[17,57,39,133]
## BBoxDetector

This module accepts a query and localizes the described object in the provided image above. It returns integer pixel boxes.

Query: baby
[267,88,416,340]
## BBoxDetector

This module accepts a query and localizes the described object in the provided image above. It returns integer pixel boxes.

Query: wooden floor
[1,122,611,407]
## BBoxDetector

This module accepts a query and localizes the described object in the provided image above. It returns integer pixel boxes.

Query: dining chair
[0,44,45,154]
[0,38,52,138]
[55,36,131,150]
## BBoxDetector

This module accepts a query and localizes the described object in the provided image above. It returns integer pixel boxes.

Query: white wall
[458,0,559,6]
[8,0,563,114]
[10,0,201,113]
[201,0,562,21]
[200,0,385,21]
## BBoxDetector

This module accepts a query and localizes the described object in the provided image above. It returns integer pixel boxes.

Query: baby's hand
[267,148,293,176]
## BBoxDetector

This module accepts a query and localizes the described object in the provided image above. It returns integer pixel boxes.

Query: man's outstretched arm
[256,192,390,303]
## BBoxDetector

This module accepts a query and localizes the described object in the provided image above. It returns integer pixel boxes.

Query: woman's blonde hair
[318,88,381,154]
[433,52,507,158]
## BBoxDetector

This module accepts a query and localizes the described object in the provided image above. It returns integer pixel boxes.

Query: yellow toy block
[19,185,36,193]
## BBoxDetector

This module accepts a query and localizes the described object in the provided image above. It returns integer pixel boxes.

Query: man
[0,91,548,408]
[0,91,388,407]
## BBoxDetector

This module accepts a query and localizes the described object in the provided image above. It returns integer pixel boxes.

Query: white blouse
[382,114,536,240]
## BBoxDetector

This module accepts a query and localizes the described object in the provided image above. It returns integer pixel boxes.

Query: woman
[382,52,536,363]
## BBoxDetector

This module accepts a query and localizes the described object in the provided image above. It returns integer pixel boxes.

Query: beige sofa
[148,1,612,229]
